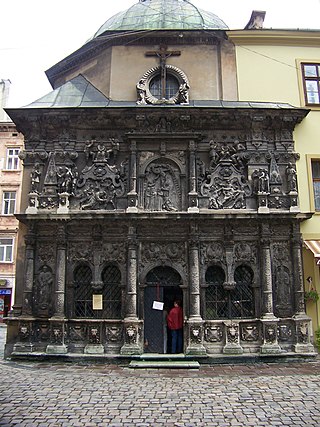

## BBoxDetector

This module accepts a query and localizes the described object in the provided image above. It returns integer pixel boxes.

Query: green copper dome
[91,0,228,38]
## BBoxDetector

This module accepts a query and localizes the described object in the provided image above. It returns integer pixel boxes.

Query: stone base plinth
[260,344,281,354]
[294,343,315,354]
[223,344,243,354]
[46,344,68,354]
[84,344,104,354]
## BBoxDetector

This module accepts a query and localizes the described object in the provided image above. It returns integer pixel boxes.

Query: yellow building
[0,80,24,320]
[228,25,320,340]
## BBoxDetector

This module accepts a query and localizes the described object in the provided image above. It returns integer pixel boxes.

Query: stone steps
[129,360,200,369]
[129,353,200,368]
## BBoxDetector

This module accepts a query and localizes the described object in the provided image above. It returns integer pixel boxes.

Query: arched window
[204,266,227,319]
[101,265,122,319]
[74,263,93,318]
[204,264,254,319]
[73,263,121,319]
[232,265,254,318]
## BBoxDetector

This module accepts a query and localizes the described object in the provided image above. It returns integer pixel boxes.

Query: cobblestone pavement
[0,325,320,427]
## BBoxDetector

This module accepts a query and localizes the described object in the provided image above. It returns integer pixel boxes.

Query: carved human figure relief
[143,162,180,211]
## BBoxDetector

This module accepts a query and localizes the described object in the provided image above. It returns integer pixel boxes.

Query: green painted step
[129,360,200,369]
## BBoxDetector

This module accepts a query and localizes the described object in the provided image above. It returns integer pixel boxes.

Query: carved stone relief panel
[106,325,123,343]
[240,323,260,342]
[100,242,126,265]
[272,242,293,317]
[200,242,224,265]
[68,242,94,265]
[204,323,224,343]
[142,160,181,211]
[198,140,251,210]
[140,241,186,271]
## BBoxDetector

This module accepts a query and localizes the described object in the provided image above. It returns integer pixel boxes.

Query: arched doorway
[144,266,183,354]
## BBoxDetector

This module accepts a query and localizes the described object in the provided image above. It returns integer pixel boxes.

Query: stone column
[260,225,281,354]
[22,231,36,316]
[121,225,142,355]
[292,225,314,353]
[127,140,138,212]
[47,225,67,355]
[188,140,199,212]
[186,225,206,355]
[53,229,66,318]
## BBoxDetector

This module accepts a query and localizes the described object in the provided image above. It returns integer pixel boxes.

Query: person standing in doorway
[167,300,183,353]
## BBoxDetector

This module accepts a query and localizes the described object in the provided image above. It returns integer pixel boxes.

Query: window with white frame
[6,148,20,170]
[301,63,320,105]
[0,238,13,262]
[311,160,320,211]
[2,192,16,215]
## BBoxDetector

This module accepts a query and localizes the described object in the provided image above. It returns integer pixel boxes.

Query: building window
[311,160,320,211]
[0,238,13,262]
[6,148,20,170]
[73,263,121,319]
[150,74,180,99]
[301,63,320,105]
[2,192,16,215]
[101,265,122,319]
[204,264,254,319]
[204,266,227,319]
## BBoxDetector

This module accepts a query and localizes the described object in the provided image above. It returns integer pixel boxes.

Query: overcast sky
[1,0,320,108]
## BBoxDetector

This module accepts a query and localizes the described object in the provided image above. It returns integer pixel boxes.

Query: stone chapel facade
[4,0,315,358]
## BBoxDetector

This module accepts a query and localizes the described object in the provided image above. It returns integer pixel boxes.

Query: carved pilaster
[120,320,143,355]
[188,237,201,320]
[223,321,243,354]
[291,231,306,316]
[186,228,205,355]
[261,234,276,319]
[125,227,138,320]
[23,232,36,316]
[260,319,281,354]
[53,225,66,318]
[46,319,68,354]
[127,140,138,212]
[188,140,199,212]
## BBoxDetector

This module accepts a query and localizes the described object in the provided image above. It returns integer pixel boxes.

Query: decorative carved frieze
[204,323,223,343]
[106,325,123,343]
[240,323,259,342]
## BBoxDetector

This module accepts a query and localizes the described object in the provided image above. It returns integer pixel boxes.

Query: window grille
[205,266,227,319]
[74,263,122,319]
[204,264,254,319]
[101,265,122,319]
[74,263,93,318]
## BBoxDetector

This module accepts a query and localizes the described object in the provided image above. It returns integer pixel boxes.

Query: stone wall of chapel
[52,41,238,102]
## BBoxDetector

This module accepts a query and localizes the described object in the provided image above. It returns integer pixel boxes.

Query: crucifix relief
[145,45,181,99]
[136,45,189,105]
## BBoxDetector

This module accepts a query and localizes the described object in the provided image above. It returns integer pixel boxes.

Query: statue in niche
[269,155,282,185]
[57,166,73,194]
[37,265,53,308]
[30,163,41,193]
[144,163,179,211]
[252,169,270,194]
[286,163,297,192]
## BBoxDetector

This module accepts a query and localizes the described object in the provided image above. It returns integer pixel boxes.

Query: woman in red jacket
[167,300,183,354]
